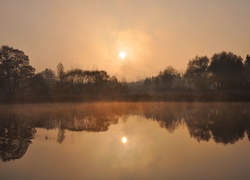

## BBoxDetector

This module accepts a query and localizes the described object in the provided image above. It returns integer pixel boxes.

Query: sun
[119,51,126,59]
[121,136,127,144]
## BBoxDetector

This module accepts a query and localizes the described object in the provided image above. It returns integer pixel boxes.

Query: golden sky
[1,0,250,81]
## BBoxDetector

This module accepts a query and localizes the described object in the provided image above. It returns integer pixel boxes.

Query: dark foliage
[209,52,243,90]
[0,46,35,96]
[0,45,250,102]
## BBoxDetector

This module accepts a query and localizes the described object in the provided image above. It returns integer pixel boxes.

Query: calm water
[1,102,250,179]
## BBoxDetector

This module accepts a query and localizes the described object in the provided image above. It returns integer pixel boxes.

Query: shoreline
[1,91,250,104]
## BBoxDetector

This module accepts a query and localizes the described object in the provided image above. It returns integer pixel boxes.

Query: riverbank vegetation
[1,45,250,103]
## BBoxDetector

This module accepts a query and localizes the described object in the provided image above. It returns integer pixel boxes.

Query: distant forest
[0,45,250,102]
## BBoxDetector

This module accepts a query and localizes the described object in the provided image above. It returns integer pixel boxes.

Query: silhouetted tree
[56,62,66,94]
[143,77,154,92]
[0,46,35,96]
[0,72,5,96]
[86,70,118,95]
[106,76,126,94]
[62,68,123,95]
[245,55,250,66]
[158,66,181,91]
[31,68,56,96]
[57,62,64,82]
[64,68,86,94]
[209,52,243,90]
[42,68,56,82]
[243,54,250,89]
[185,56,210,90]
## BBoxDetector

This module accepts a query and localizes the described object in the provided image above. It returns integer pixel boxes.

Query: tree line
[0,45,250,101]
[132,52,250,92]
[0,45,127,99]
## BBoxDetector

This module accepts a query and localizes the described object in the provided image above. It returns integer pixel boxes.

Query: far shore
[1,91,250,104]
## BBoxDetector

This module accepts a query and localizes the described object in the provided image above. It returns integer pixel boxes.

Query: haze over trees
[185,56,210,90]
[0,45,250,102]
[141,66,182,92]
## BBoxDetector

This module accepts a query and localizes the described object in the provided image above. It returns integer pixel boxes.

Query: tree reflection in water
[0,113,36,162]
[184,103,250,144]
[0,102,250,162]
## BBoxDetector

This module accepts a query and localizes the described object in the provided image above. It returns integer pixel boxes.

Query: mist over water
[1,102,250,179]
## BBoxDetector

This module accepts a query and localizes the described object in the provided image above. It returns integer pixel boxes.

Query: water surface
[1,102,250,179]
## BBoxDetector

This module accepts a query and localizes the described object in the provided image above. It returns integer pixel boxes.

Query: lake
[1,102,250,179]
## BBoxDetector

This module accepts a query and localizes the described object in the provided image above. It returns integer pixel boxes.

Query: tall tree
[56,62,65,94]
[243,54,250,89]
[0,46,35,96]
[209,52,243,90]
[185,56,210,90]
[57,62,64,82]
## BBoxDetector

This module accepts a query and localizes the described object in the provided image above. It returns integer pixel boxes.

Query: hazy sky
[1,0,250,81]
